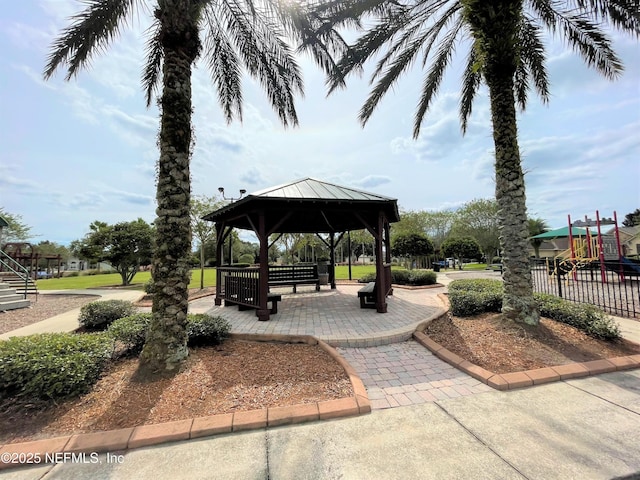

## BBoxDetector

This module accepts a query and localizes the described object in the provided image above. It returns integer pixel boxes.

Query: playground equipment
[547,211,640,283]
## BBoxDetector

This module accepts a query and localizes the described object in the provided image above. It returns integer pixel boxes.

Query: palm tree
[313,0,638,325]
[528,217,550,258]
[44,0,345,372]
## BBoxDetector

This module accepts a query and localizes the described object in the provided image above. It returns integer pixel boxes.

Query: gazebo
[203,178,400,320]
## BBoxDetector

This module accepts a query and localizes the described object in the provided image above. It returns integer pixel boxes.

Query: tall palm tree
[313,0,638,325]
[44,0,345,372]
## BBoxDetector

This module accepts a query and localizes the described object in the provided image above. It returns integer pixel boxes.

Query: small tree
[74,219,153,285]
[0,208,32,245]
[622,209,640,227]
[392,233,434,269]
[441,237,482,270]
[191,195,225,289]
[528,218,550,258]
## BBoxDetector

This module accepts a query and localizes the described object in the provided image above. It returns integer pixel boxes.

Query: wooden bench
[235,292,282,314]
[268,265,320,293]
[357,282,376,309]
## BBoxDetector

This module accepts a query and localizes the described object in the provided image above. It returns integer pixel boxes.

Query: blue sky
[1,1,639,247]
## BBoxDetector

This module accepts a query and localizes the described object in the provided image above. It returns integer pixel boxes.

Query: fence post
[554,258,563,298]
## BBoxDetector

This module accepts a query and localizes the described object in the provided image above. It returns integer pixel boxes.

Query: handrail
[0,249,30,299]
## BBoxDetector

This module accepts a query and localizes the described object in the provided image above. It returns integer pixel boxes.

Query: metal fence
[530,258,640,318]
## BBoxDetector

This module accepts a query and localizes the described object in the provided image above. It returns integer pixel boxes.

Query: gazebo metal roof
[203,177,400,234]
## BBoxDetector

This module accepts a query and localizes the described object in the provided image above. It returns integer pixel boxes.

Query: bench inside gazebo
[203,178,400,321]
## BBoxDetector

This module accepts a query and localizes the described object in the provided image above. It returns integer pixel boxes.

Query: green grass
[38,264,404,291]
[38,269,218,291]
[461,263,489,271]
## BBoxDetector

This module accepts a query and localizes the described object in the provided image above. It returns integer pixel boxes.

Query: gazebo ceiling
[203,178,400,234]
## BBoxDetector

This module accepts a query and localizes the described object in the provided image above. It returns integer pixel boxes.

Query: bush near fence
[448,279,620,340]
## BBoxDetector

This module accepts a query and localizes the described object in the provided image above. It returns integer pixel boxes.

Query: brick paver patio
[189,282,494,409]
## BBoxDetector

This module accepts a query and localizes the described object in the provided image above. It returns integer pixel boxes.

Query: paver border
[413,317,640,392]
[0,334,369,471]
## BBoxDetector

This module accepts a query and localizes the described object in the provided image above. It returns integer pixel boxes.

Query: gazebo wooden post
[375,212,388,313]
[257,211,270,321]
[329,232,336,289]
[214,223,224,306]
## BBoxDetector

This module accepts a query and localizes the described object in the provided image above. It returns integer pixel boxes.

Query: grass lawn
[37,269,218,291]
[461,263,489,271]
[38,264,416,291]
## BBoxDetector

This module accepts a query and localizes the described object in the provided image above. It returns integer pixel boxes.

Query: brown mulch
[424,312,640,374]
[0,340,353,444]
[0,294,100,335]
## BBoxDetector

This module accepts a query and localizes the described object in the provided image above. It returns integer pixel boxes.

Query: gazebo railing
[217,266,260,308]
[384,263,392,295]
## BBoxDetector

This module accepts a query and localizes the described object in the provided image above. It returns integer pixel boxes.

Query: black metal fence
[530,258,640,318]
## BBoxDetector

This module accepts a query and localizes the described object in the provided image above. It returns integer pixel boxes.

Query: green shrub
[447,280,620,340]
[405,270,437,285]
[78,300,137,330]
[357,269,437,286]
[107,313,231,352]
[64,271,80,277]
[0,333,111,401]
[448,279,503,293]
[144,279,155,294]
[238,254,255,264]
[534,293,620,340]
[108,313,152,355]
[187,314,231,347]
[358,272,376,283]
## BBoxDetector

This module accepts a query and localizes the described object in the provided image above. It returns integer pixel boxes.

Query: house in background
[611,225,640,259]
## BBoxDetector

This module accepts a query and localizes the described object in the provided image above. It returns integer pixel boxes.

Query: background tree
[191,195,225,289]
[0,208,32,245]
[450,199,500,261]
[441,237,482,269]
[423,210,455,256]
[528,217,550,258]
[392,233,434,269]
[316,0,638,326]
[348,229,374,263]
[74,219,153,286]
[45,0,346,372]
[622,209,640,227]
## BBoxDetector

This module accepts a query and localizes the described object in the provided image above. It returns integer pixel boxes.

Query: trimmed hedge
[78,299,137,330]
[108,313,152,355]
[359,269,437,286]
[447,279,620,340]
[108,313,231,355]
[535,293,620,340]
[187,314,231,347]
[0,333,111,401]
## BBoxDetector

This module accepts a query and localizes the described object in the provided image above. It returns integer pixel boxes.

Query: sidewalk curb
[0,334,369,471]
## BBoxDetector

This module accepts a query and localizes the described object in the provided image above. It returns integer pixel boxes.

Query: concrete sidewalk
[0,290,144,340]
[3,369,639,479]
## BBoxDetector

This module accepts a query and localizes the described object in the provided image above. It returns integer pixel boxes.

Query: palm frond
[142,18,163,107]
[571,0,640,35]
[459,39,482,134]
[329,6,412,93]
[412,16,465,139]
[562,13,624,78]
[216,0,304,127]
[519,17,549,105]
[44,0,138,80]
[202,8,243,123]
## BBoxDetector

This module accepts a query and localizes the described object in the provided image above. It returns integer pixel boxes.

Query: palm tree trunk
[466,0,539,325]
[140,1,201,372]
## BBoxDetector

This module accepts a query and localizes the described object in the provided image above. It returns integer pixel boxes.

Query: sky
[1,1,639,247]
